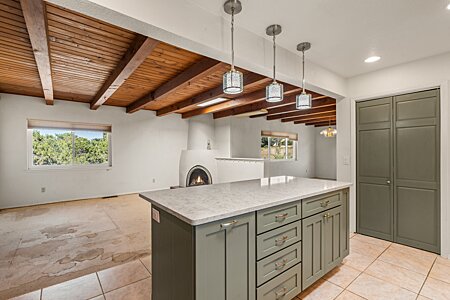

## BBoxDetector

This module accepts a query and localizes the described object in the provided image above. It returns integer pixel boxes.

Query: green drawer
[257,242,302,287]
[302,191,342,218]
[256,263,302,300]
[257,201,301,234]
[257,221,301,260]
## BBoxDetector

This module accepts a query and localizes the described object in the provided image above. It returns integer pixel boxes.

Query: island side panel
[152,205,196,300]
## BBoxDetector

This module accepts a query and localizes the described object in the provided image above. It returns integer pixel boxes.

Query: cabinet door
[302,212,325,290]
[324,206,344,273]
[340,189,350,257]
[196,213,256,300]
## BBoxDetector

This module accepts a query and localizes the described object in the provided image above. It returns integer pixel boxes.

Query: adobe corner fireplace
[186,165,212,187]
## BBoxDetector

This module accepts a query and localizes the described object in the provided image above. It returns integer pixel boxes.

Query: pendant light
[223,0,243,94]
[265,24,283,102]
[296,42,312,109]
[320,120,337,138]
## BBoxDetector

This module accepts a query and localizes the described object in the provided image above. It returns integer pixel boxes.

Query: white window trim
[261,136,298,161]
[27,129,113,171]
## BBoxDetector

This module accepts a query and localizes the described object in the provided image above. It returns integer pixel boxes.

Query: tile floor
[0,194,151,299]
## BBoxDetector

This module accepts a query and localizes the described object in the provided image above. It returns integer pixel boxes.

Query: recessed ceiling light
[197,97,228,107]
[447,3,450,10]
[364,56,381,63]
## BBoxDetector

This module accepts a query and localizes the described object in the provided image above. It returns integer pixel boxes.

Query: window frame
[27,128,113,171]
[260,135,298,161]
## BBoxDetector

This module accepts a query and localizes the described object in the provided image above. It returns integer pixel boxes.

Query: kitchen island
[140,176,351,300]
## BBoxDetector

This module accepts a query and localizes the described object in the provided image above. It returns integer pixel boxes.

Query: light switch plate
[152,208,160,223]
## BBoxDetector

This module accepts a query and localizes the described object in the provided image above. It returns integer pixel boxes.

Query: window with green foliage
[260,131,297,160]
[28,121,111,169]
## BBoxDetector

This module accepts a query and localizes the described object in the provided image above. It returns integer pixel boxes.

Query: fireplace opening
[186,165,212,187]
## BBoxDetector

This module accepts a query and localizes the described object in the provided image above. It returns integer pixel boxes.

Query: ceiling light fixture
[197,97,228,107]
[296,42,312,110]
[364,56,381,63]
[265,24,283,103]
[223,0,243,95]
[447,3,450,10]
[320,120,337,138]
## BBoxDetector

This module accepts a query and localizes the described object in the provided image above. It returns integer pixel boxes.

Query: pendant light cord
[302,50,306,94]
[231,7,235,70]
[273,33,276,82]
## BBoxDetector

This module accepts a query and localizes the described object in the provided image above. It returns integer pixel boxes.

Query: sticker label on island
[152,208,160,223]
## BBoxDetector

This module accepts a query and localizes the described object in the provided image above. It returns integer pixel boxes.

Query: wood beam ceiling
[266,97,335,116]
[281,110,336,123]
[126,57,224,113]
[269,104,336,121]
[155,72,268,116]
[20,0,53,104]
[90,35,160,110]
[296,117,336,125]
[314,121,336,127]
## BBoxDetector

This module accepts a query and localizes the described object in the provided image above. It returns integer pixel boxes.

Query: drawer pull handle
[275,259,288,270]
[320,200,330,207]
[275,235,288,246]
[275,213,289,222]
[275,287,287,299]
[323,213,331,220]
[220,220,238,228]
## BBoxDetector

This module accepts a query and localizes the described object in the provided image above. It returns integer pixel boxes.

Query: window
[260,131,298,160]
[28,120,112,169]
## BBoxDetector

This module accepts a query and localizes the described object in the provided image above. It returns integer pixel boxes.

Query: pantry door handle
[386,180,391,184]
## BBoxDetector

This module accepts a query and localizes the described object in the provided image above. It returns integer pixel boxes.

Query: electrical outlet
[41,187,46,193]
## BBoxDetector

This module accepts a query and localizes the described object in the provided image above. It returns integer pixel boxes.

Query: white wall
[338,51,450,258]
[315,126,337,180]
[228,117,317,178]
[0,94,189,209]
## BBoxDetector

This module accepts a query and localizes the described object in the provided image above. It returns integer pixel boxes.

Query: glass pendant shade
[296,93,312,109]
[320,127,337,138]
[266,81,283,102]
[223,69,243,94]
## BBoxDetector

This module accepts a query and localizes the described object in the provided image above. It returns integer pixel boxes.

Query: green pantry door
[357,89,440,253]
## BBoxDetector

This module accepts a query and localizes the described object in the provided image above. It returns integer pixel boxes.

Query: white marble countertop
[140,176,352,226]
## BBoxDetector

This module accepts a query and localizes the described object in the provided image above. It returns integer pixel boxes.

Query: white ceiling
[189,0,450,78]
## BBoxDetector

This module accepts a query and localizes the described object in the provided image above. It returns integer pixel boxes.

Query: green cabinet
[196,213,256,300]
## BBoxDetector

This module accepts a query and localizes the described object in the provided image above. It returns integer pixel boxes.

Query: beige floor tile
[323,264,361,288]
[429,261,450,284]
[98,259,150,293]
[377,246,436,275]
[349,232,356,239]
[416,296,432,300]
[342,251,376,271]
[350,238,386,259]
[365,259,426,293]
[41,273,102,300]
[435,255,450,267]
[298,279,343,300]
[347,273,417,300]
[104,277,151,300]
[335,290,365,300]
[89,296,105,300]
[351,234,391,249]
[10,290,41,300]
[140,255,151,274]
[420,277,450,300]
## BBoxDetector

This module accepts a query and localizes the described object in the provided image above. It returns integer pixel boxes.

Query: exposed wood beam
[281,111,336,123]
[214,95,333,119]
[126,57,223,113]
[314,121,336,127]
[270,105,336,121]
[91,35,159,110]
[296,117,336,125]
[156,72,267,116]
[20,0,54,105]
[267,97,335,116]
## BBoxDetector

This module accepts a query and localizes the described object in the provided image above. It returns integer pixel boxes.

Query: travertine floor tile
[365,259,426,293]
[435,256,450,267]
[350,238,386,259]
[335,290,365,300]
[347,273,416,300]
[323,264,361,288]
[420,277,450,300]
[9,290,41,300]
[351,234,391,249]
[140,255,152,274]
[298,279,343,300]
[41,273,102,300]
[429,262,450,284]
[98,259,150,293]
[104,278,151,300]
[342,251,376,271]
[378,245,436,275]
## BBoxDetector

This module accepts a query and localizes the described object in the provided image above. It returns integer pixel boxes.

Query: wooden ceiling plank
[126,57,223,113]
[281,110,336,123]
[90,35,159,110]
[267,98,336,116]
[268,102,337,121]
[296,117,337,125]
[20,0,54,104]
[155,72,267,116]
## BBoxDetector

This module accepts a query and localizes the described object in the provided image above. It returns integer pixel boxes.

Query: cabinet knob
[320,200,330,208]
[220,220,238,228]
[274,259,288,270]
[275,213,289,222]
[275,235,288,246]
[386,180,391,184]
[323,213,331,220]
[275,287,287,299]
